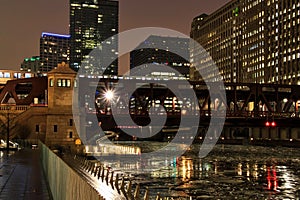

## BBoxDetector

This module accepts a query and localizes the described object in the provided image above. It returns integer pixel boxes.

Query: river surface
[98,143,300,199]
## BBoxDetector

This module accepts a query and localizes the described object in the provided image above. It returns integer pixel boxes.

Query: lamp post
[36,125,39,147]
[6,98,16,156]
[6,107,10,155]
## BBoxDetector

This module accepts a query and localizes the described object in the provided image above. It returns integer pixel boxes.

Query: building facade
[46,63,79,149]
[2,63,81,152]
[191,0,300,84]
[70,0,118,75]
[265,0,300,84]
[40,32,70,73]
[130,35,190,79]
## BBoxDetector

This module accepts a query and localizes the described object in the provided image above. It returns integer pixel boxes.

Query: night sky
[0,0,231,72]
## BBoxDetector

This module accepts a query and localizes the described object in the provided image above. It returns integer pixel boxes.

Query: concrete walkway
[0,148,52,200]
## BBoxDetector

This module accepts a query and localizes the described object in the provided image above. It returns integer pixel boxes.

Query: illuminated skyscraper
[191,0,300,84]
[40,32,70,73]
[70,0,118,75]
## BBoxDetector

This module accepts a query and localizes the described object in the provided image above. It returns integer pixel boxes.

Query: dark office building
[191,0,300,84]
[20,56,41,73]
[40,32,70,73]
[130,35,190,79]
[70,0,118,75]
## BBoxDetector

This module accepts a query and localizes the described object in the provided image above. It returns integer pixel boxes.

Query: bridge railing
[0,105,30,111]
[226,110,299,119]
[91,109,300,119]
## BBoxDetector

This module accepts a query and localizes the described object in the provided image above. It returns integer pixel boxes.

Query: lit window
[62,79,66,87]
[50,79,54,87]
[57,79,62,87]
[74,80,78,88]
[4,72,10,78]
[67,80,71,87]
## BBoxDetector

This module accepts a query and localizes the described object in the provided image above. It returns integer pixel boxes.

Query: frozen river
[98,143,300,199]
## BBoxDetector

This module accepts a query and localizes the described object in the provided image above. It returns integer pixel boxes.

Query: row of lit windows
[283,54,300,62]
[0,72,32,78]
[243,55,265,66]
[243,0,262,11]
[246,13,264,24]
[284,45,300,53]
[242,28,264,40]
[49,79,71,88]
[268,60,279,67]
[243,38,264,46]
[244,51,264,61]
[246,63,265,71]
[267,0,279,6]
[281,20,300,29]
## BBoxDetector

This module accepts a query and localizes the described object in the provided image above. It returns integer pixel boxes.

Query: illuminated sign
[233,7,239,16]
[41,32,71,38]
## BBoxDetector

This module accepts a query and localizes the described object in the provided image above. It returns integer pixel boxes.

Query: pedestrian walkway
[0,148,52,200]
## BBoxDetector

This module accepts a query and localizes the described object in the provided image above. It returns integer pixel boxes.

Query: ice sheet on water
[100,144,300,199]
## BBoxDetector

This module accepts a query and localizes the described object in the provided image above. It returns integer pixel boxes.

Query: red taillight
[266,121,276,127]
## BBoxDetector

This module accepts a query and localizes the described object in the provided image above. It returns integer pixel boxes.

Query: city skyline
[1,1,300,199]
[0,0,230,72]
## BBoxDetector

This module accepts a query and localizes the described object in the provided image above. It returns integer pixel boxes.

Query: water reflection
[101,144,300,199]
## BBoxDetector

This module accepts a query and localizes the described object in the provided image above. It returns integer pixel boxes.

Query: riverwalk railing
[40,142,192,200]
[71,155,193,200]
[68,154,149,200]
[40,142,108,200]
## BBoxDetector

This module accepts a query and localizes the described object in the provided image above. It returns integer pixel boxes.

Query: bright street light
[104,90,114,101]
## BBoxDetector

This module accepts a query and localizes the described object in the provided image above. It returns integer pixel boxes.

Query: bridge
[78,78,300,142]
[1,76,299,121]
